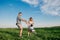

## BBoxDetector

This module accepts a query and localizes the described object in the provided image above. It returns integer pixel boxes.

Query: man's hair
[18,12,22,14]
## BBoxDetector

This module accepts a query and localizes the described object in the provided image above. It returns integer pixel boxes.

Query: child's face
[31,19,32,20]
[30,18,33,21]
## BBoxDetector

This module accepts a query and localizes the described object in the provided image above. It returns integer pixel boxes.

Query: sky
[0,0,60,28]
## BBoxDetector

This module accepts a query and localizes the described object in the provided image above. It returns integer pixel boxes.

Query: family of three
[16,12,36,38]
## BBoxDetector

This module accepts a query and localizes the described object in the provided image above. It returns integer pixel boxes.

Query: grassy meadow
[0,27,60,40]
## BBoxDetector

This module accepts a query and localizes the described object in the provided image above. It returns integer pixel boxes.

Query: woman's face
[19,14,22,16]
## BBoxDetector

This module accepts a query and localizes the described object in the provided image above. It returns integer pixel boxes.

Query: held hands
[25,20,27,24]
[21,18,29,26]
[24,20,29,26]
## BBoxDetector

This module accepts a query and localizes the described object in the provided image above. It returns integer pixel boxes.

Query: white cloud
[41,0,60,16]
[22,0,39,7]
[22,0,60,16]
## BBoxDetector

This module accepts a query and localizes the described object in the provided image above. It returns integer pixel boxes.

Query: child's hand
[26,22,29,26]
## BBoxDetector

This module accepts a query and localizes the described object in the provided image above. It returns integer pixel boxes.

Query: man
[16,12,27,38]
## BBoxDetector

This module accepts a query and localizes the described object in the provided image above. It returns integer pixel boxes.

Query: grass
[0,27,60,40]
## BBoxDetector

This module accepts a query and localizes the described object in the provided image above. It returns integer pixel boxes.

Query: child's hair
[29,17,33,21]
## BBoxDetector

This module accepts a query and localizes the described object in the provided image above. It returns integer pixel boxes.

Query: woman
[16,12,27,38]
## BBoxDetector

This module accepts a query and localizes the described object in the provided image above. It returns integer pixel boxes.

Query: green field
[0,27,60,40]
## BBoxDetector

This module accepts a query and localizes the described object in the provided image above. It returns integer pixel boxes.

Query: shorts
[28,27,34,32]
[16,23,22,30]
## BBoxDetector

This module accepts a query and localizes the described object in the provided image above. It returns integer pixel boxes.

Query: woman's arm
[21,18,27,24]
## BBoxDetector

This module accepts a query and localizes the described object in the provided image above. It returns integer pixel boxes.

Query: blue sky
[0,0,60,28]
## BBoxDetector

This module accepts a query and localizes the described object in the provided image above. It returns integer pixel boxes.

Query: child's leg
[28,32,30,36]
[28,31,31,37]
[32,30,37,34]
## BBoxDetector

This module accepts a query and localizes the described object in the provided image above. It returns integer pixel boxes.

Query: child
[27,17,36,36]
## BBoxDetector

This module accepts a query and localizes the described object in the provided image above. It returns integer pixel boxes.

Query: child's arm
[32,20,34,24]
[27,21,30,27]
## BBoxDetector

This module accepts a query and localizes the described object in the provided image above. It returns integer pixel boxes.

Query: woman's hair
[29,17,33,21]
[18,12,22,14]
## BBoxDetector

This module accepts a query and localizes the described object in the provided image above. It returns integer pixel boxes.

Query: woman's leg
[18,24,23,37]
